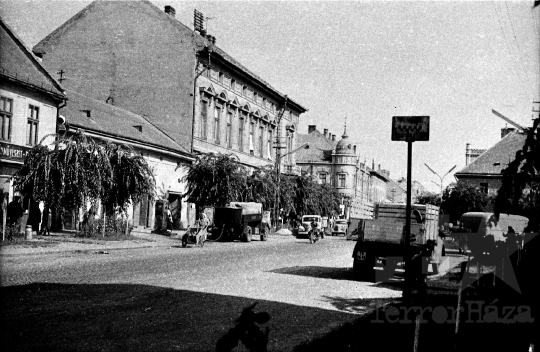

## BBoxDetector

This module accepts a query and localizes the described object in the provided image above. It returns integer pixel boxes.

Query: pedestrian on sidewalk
[28,198,41,237]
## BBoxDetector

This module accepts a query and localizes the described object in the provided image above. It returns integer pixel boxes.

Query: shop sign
[0,142,30,162]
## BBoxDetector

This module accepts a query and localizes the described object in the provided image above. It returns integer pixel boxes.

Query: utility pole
[274,96,288,230]
[425,164,456,196]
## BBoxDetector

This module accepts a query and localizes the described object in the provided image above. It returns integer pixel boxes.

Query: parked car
[296,215,322,238]
[332,219,348,236]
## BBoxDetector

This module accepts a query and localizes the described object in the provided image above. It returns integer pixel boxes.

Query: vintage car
[296,215,322,238]
[332,219,348,236]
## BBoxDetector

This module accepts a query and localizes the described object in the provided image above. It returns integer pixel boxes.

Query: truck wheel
[354,254,376,282]
[243,227,252,242]
[181,235,187,248]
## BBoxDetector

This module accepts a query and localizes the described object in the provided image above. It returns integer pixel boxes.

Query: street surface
[1,236,402,351]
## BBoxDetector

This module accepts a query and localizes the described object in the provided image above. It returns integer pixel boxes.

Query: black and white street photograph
[1,1,539,351]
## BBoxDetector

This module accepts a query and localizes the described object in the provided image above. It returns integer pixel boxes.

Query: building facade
[295,125,391,219]
[0,18,65,216]
[32,1,306,173]
[455,129,527,196]
[61,91,194,230]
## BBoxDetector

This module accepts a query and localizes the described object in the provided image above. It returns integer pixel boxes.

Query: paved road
[1,236,402,351]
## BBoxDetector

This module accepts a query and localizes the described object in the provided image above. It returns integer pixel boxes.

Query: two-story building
[0,18,65,209]
[32,1,307,175]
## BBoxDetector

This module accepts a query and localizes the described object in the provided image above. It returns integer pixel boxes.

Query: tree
[440,181,490,223]
[495,118,540,230]
[183,153,247,208]
[416,192,442,207]
[14,132,156,231]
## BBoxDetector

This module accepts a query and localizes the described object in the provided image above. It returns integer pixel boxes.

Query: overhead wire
[492,1,534,101]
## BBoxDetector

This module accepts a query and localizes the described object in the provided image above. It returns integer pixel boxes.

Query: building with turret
[295,124,391,219]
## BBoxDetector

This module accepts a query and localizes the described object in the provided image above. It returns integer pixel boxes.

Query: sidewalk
[0,229,182,257]
[0,228,295,257]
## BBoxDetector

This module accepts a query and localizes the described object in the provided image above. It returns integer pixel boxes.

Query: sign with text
[391,116,430,142]
[0,142,30,162]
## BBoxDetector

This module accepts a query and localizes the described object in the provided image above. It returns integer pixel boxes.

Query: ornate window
[338,173,346,188]
[249,121,254,155]
[319,173,327,184]
[267,129,273,159]
[27,104,39,146]
[238,115,245,151]
[0,96,13,141]
[226,110,233,148]
[213,105,221,144]
[199,99,208,139]
[259,125,264,157]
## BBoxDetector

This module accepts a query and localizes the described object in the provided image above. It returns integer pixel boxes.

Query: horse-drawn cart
[181,222,208,248]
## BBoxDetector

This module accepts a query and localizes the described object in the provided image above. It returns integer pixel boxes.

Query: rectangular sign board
[391,116,430,142]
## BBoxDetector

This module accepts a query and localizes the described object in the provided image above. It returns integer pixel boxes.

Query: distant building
[0,18,65,209]
[295,124,392,219]
[396,178,426,203]
[32,1,307,172]
[455,129,527,195]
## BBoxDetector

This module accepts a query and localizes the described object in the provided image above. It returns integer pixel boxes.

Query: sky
[1,0,538,193]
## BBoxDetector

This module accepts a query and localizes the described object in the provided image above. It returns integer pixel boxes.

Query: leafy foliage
[416,192,442,207]
[14,132,156,216]
[440,181,490,223]
[183,153,341,217]
[183,153,247,207]
[495,118,540,229]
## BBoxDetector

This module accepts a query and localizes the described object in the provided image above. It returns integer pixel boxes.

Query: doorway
[168,193,182,230]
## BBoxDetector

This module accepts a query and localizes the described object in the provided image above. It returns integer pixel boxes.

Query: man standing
[6,196,23,240]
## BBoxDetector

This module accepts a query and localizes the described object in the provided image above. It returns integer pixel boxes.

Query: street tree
[495,118,540,230]
[416,192,442,207]
[440,181,489,223]
[15,133,156,233]
[183,153,247,208]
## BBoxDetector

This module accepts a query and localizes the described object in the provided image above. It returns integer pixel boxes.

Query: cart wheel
[181,235,187,248]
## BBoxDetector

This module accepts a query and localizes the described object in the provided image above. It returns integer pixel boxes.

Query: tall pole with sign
[391,116,429,304]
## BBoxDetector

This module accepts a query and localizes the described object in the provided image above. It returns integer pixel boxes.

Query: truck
[352,203,443,282]
[211,202,269,242]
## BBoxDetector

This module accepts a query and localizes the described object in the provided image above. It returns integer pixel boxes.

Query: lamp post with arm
[424,164,457,195]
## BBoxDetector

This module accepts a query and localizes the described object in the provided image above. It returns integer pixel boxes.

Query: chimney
[353,145,356,153]
[308,125,316,133]
[164,5,176,17]
[323,128,328,137]
[331,134,336,141]
[501,127,515,138]
[378,164,381,170]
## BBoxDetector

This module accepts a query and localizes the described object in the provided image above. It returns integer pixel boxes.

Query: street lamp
[424,163,457,195]
[274,143,309,229]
